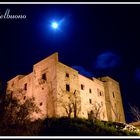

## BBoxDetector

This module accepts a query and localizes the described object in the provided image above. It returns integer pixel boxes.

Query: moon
[51,22,58,29]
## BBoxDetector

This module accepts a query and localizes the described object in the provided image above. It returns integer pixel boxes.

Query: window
[66,84,70,92]
[89,99,92,104]
[66,73,69,78]
[24,96,26,100]
[89,88,92,93]
[81,84,85,90]
[97,89,103,96]
[42,73,47,80]
[112,92,115,98]
[24,83,27,90]
[40,102,43,106]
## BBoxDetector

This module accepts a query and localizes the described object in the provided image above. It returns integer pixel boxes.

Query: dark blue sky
[0,4,140,123]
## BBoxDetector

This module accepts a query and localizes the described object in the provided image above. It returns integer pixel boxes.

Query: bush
[39,117,139,136]
[0,117,139,136]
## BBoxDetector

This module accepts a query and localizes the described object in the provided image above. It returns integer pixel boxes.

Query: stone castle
[7,52,125,122]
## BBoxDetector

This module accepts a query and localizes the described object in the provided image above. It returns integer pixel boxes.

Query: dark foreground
[0,117,139,136]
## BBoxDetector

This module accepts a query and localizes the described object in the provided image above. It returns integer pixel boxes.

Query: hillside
[38,117,139,136]
[0,117,138,136]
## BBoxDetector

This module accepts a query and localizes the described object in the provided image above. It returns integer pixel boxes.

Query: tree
[1,93,41,125]
[129,104,140,122]
[16,97,41,124]
[58,89,81,119]
[0,93,44,136]
[88,101,103,121]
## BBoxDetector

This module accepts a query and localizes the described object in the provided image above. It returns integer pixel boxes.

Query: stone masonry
[7,52,125,122]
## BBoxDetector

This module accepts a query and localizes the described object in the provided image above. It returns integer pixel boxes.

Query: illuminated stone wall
[99,77,126,122]
[78,75,108,121]
[7,52,125,122]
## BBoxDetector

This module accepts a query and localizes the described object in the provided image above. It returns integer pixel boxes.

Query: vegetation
[0,89,42,136]
[0,81,139,136]
[0,115,139,136]
[39,117,139,136]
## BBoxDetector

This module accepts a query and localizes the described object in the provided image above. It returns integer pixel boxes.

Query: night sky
[0,4,140,123]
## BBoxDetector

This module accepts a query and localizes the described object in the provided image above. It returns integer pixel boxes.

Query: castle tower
[99,76,125,123]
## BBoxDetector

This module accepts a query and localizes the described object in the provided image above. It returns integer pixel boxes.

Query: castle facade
[7,52,125,122]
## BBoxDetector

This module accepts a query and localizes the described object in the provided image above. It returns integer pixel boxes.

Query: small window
[66,73,69,78]
[89,99,92,104]
[40,102,43,106]
[24,96,26,100]
[81,84,85,90]
[66,84,70,92]
[42,73,47,80]
[112,92,115,98]
[24,83,27,90]
[100,92,102,96]
[89,88,92,93]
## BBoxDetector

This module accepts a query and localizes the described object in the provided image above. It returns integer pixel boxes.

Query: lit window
[66,84,70,92]
[42,73,47,80]
[66,73,69,78]
[81,84,85,90]
[89,88,92,93]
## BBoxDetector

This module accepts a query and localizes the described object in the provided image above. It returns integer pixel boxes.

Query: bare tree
[88,101,103,121]
[60,98,73,118]
[129,104,140,122]
[58,89,81,119]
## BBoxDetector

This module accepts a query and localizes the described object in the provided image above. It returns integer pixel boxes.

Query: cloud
[95,51,120,69]
[72,66,94,78]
